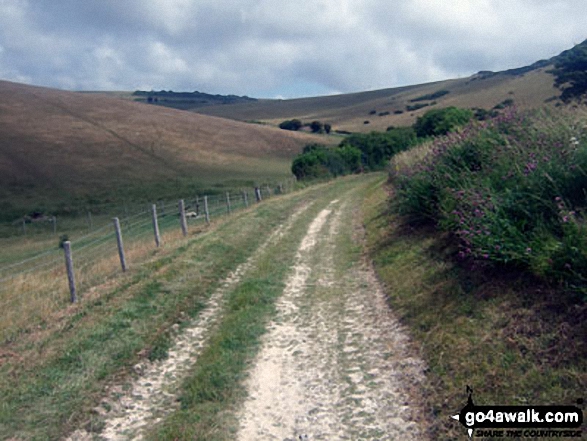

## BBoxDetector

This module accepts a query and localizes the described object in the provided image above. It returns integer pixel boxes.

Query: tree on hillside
[550,39,587,102]
[310,121,323,133]
[279,119,303,131]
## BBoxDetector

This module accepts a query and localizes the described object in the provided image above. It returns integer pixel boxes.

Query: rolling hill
[0,81,329,220]
[192,66,560,133]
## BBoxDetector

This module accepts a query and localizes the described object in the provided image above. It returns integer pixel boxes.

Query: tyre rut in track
[237,196,427,440]
[66,203,311,441]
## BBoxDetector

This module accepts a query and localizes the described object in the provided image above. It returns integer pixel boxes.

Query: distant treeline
[133,90,257,105]
[292,106,475,180]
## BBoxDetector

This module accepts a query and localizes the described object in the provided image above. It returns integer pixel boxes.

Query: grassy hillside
[193,67,559,133]
[0,81,330,221]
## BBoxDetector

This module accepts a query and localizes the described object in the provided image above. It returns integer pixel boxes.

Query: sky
[0,0,585,99]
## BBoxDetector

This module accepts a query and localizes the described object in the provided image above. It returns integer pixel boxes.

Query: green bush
[292,126,419,180]
[278,119,302,131]
[291,144,362,180]
[410,89,450,102]
[310,121,323,133]
[340,127,418,170]
[550,39,587,102]
[413,107,474,138]
[392,108,587,296]
[406,103,429,112]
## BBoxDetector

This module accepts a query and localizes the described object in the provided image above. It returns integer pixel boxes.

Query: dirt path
[66,203,311,441]
[66,185,427,440]
[236,198,427,440]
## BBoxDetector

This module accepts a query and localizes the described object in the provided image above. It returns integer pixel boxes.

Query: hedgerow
[391,107,587,296]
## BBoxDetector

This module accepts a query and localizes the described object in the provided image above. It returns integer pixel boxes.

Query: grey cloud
[0,0,584,98]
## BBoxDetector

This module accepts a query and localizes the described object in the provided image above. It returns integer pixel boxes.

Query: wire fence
[0,183,293,338]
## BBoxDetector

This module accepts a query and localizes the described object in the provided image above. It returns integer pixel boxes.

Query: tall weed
[391,107,587,296]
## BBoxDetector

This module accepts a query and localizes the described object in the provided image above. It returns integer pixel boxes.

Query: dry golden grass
[0,80,329,215]
[389,139,434,179]
[0,214,214,342]
[196,68,561,133]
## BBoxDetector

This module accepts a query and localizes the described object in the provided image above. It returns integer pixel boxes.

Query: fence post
[243,190,248,208]
[255,187,262,202]
[179,199,188,237]
[266,185,271,198]
[195,195,200,216]
[204,196,210,224]
[63,241,77,303]
[226,192,231,214]
[113,217,127,272]
[151,204,161,247]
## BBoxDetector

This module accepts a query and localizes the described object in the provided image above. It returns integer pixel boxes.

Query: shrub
[473,108,499,121]
[291,144,362,180]
[392,108,587,295]
[310,121,323,133]
[410,89,450,102]
[413,107,473,138]
[279,119,303,131]
[406,103,429,112]
[493,98,515,110]
[340,127,418,171]
[550,39,587,102]
[292,126,420,179]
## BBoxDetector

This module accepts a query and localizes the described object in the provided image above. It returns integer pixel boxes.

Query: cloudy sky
[0,0,584,99]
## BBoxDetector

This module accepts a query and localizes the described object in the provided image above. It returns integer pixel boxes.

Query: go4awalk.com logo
[451,387,584,438]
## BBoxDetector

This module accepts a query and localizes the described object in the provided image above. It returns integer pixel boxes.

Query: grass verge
[0,186,321,440]
[362,180,586,440]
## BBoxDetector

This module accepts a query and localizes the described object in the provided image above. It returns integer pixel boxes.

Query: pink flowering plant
[392,107,587,295]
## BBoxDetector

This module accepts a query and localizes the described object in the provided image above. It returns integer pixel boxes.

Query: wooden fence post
[243,191,248,207]
[113,217,127,272]
[255,187,262,202]
[151,204,161,247]
[266,185,271,198]
[63,241,77,303]
[204,196,210,224]
[179,199,188,237]
[195,195,200,216]
[226,192,231,214]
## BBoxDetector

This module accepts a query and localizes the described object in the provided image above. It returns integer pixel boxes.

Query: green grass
[149,175,376,440]
[0,175,373,440]
[362,180,587,440]
[0,185,308,439]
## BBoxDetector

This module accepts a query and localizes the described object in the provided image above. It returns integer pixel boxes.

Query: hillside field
[189,67,559,133]
[0,81,330,222]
